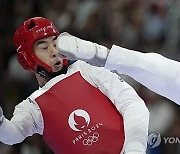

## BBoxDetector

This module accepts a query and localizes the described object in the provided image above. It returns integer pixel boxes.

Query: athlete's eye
[42,46,48,50]
[38,43,48,50]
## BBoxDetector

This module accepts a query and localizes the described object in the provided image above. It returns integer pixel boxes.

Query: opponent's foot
[56,32,109,66]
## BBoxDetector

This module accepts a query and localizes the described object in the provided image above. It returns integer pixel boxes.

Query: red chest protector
[36,72,125,154]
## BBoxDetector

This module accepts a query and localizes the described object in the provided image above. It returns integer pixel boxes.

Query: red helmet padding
[13,17,60,72]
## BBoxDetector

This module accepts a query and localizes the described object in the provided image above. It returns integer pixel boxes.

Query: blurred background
[0,0,179,153]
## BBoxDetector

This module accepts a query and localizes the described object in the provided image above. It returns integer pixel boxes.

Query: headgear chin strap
[36,59,70,79]
[36,64,69,79]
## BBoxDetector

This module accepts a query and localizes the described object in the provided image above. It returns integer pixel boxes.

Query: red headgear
[13,17,60,72]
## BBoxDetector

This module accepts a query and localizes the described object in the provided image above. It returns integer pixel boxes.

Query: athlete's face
[34,36,64,72]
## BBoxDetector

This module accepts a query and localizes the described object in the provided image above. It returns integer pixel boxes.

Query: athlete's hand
[0,107,3,123]
[56,32,110,67]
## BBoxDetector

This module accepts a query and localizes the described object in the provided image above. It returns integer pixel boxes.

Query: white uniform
[105,45,180,105]
[0,61,149,153]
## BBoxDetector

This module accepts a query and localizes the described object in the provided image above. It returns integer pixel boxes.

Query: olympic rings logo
[83,132,100,146]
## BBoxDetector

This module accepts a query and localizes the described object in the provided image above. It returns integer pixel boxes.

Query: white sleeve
[0,99,43,145]
[81,63,149,153]
[105,45,180,105]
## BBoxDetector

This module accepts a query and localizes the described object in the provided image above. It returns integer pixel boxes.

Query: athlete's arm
[0,99,43,145]
[81,62,149,153]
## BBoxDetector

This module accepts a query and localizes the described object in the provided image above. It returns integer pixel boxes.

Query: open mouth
[55,61,61,66]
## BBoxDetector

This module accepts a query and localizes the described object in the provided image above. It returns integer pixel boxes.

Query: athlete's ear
[17,50,33,70]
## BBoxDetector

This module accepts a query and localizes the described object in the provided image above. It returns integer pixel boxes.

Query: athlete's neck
[35,73,50,87]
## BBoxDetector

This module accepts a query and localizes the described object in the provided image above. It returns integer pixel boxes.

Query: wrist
[122,141,147,154]
[124,150,146,154]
